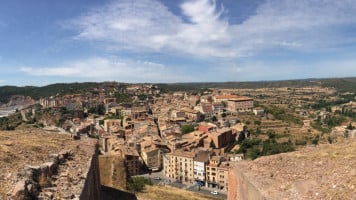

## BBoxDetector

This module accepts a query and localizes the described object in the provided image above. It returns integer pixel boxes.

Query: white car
[211,191,219,195]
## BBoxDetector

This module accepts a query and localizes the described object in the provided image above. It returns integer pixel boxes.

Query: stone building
[227,96,253,112]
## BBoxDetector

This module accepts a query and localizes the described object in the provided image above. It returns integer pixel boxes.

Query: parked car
[153,177,161,180]
[211,191,219,195]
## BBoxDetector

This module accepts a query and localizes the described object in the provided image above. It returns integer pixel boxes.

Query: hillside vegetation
[0,82,121,104]
[1,77,354,104]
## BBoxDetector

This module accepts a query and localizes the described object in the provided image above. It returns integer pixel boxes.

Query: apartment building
[227,96,254,112]
[123,147,141,176]
[193,151,210,184]
[216,162,230,191]
[163,150,196,183]
[206,156,230,191]
[103,119,121,133]
[141,144,161,171]
[213,95,238,103]
[182,108,202,122]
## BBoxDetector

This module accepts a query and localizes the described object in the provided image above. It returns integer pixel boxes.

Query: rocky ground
[235,138,356,200]
[0,128,97,199]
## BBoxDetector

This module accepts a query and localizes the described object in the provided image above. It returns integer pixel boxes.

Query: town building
[207,127,234,149]
[163,150,195,183]
[206,156,230,191]
[103,119,121,133]
[227,96,254,112]
[193,151,211,185]
[141,144,161,171]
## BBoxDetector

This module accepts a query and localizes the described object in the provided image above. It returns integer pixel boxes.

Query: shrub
[127,177,152,193]
[181,124,195,134]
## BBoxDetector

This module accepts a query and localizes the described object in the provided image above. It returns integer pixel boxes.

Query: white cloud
[19,57,193,83]
[231,0,356,54]
[66,0,234,57]
[65,0,356,58]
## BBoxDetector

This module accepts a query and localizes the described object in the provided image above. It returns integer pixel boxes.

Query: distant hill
[0,77,355,104]
[0,82,117,104]
[158,77,356,92]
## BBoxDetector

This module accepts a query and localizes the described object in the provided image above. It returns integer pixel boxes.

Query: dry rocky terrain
[232,138,356,200]
[0,128,97,199]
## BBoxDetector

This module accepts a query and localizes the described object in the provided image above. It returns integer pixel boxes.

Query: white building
[193,151,210,184]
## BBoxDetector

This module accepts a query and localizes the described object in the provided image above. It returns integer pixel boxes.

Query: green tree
[127,177,152,193]
[221,101,227,108]
[255,127,262,135]
[267,130,276,140]
[347,122,353,130]
[312,135,320,145]
[254,120,261,126]
[248,146,261,160]
[181,124,195,134]
[212,116,217,122]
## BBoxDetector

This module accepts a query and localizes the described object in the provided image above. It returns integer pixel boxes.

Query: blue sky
[0,0,356,86]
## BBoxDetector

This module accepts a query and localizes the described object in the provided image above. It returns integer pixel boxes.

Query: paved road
[136,171,227,200]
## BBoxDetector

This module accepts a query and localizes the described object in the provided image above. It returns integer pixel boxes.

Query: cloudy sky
[0,0,356,86]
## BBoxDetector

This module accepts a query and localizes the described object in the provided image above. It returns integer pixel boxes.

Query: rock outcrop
[11,150,72,199]
[228,138,356,200]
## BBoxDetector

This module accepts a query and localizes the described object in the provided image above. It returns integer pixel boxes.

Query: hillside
[158,77,356,92]
[1,77,355,104]
[0,82,122,104]
[229,138,356,200]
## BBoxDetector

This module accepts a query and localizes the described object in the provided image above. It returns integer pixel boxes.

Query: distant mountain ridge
[0,82,114,104]
[0,77,355,104]
[157,77,356,92]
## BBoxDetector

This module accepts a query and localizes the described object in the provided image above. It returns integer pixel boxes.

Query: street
[136,171,227,200]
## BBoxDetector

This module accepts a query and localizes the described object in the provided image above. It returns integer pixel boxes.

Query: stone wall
[79,152,101,200]
[11,150,72,200]
[11,138,102,200]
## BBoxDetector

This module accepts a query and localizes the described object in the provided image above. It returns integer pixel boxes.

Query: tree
[212,116,217,122]
[181,124,195,134]
[221,101,227,108]
[255,127,262,135]
[253,101,260,107]
[347,122,354,130]
[312,135,320,145]
[254,120,261,126]
[127,177,152,193]
[267,130,276,140]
